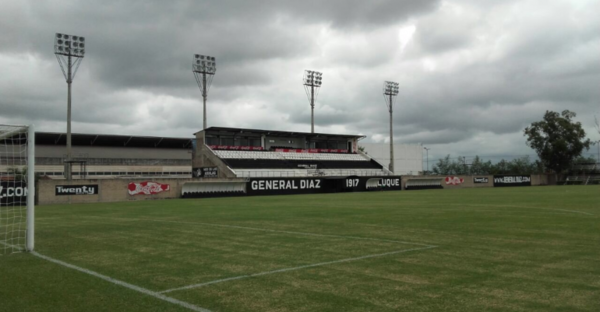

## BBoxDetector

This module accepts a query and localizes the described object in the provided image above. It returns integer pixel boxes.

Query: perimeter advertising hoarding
[128,181,170,195]
[0,181,27,206]
[193,167,218,178]
[493,175,531,187]
[473,177,489,184]
[55,185,99,196]
[245,176,402,196]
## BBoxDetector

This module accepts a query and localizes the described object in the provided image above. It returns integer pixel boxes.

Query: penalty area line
[159,245,437,294]
[30,251,213,312]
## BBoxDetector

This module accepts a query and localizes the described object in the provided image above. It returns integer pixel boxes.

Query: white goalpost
[0,124,35,254]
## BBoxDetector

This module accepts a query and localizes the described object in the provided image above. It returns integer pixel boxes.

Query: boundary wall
[38,174,557,205]
[38,178,241,205]
[402,174,556,190]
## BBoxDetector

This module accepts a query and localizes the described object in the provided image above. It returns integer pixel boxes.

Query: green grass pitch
[1,185,599,312]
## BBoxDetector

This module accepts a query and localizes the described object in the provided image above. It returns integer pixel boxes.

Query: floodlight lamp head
[303,70,323,86]
[55,33,86,57]
[193,54,217,74]
[383,81,399,96]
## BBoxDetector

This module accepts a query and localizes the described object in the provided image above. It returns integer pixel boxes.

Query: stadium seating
[213,150,366,161]
[210,148,385,177]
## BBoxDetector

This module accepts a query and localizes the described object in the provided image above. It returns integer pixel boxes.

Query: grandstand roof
[198,127,366,140]
[36,132,193,149]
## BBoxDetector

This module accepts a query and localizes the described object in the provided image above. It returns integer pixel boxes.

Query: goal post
[0,124,35,254]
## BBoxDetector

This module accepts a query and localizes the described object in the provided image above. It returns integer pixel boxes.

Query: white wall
[359,143,423,175]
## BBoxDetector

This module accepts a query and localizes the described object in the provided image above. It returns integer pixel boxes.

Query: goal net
[0,124,35,255]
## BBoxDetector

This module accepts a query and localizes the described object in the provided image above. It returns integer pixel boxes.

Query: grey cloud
[1,0,599,162]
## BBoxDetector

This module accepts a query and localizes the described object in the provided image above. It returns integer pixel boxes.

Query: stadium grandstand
[0,127,412,179]
[192,127,390,178]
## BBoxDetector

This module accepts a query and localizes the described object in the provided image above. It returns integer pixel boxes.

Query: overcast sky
[1,0,599,162]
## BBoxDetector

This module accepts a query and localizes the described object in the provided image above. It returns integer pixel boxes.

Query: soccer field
[1,186,599,312]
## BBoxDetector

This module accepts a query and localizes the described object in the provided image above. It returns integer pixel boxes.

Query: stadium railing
[233,169,388,178]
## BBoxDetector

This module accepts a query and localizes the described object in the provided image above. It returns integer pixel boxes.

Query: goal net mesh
[0,125,30,255]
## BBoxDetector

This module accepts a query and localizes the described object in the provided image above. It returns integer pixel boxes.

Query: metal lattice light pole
[595,140,600,164]
[303,70,323,133]
[193,54,217,130]
[383,81,399,174]
[54,33,85,181]
[424,147,430,174]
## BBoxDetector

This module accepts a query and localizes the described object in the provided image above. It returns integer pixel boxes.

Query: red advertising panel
[274,148,348,153]
[445,176,464,185]
[208,145,264,151]
[128,181,170,195]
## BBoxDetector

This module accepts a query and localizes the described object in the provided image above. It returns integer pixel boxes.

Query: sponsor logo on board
[493,175,532,187]
[445,176,464,185]
[250,179,321,191]
[0,182,28,204]
[473,177,489,183]
[55,185,99,196]
[193,167,218,178]
[128,181,170,195]
[493,176,531,184]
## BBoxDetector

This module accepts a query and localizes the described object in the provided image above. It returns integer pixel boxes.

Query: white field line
[414,203,595,216]
[159,245,437,294]
[29,251,213,312]
[1,241,212,311]
[0,240,24,254]
[87,216,436,247]
[467,204,595,216]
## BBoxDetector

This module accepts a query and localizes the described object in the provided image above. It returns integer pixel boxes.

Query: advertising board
[55,185,99,196]
[493,175,531,187]
[245,176,402,196]
[128,181,170,195]
[193,167,218,178]
[0,181,27,206]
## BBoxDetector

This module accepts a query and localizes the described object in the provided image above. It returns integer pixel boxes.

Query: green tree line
[431,155,596,176]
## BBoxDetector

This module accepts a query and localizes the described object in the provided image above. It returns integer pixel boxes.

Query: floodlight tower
[193,54,217,130]
[303,70,323,133]
[54,33,85,181]
[383,81,399,174]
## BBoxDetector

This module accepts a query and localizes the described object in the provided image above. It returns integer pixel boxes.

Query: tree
[469,156,493,175]
[432,155,451,175]
[432,155,468,175]
[524,110,591,174]
[7,167,27,181]
[431,154,545,175]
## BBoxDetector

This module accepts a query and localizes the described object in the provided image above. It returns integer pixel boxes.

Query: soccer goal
[0,124,35,254]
